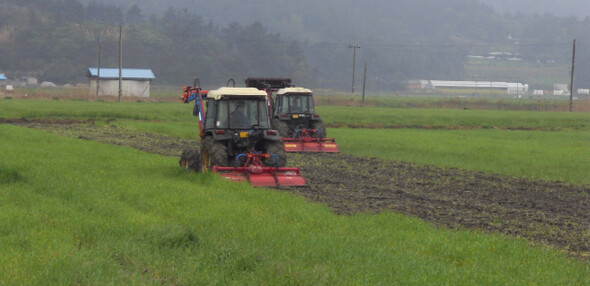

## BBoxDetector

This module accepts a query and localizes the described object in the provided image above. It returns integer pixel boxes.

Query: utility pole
[362,61,367,103]
[96,34,102,97]
[118,25,123,102]
[349,44,361,94]
[569,39,576,112]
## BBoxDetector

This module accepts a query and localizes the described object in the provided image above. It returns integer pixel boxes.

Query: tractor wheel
[201,137,229,171]
[264,140,287,167]
[179,148,201,172]
[271,119,290,138]
[312,121,327,138]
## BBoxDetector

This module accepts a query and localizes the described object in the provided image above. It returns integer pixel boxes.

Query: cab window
[286,94,313,113]
[217,99,270,129]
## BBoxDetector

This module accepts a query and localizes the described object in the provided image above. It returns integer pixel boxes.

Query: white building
[427,80,528,95]
[88,68,155,97]
[0,74,7,86]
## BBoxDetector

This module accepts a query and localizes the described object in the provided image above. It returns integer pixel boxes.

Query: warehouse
[88,68,155,97]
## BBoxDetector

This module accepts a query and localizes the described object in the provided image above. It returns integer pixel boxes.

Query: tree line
[0,0,316,88]
[1,0,590,90]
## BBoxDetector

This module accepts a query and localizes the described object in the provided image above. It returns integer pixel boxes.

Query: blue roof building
[87,68,155,97]
[87,68,155,80]
[0,74,7,87]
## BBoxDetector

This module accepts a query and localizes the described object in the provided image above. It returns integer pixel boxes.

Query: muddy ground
[5,119,590,260]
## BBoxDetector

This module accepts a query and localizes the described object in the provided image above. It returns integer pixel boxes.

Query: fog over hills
[80,0,590,20]
[477,0,590,18]
[4,0,590,89]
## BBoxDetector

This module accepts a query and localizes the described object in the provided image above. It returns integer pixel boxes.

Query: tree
[86,1,123,23]
[125,4,143,25]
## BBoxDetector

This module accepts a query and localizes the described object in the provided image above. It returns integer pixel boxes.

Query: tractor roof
[207,87,268,100]
[276,87,313,95]
[245,77,292,89]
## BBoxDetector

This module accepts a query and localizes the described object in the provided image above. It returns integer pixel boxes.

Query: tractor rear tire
[179,148,201,172]
[201,137,229,171]
[271,119,290,138]
[312,121,327,138]
[264,140,287,167]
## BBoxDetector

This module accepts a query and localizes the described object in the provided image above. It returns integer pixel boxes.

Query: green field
[316,105,590,130]
[1,125,589,285]
[2,99,588,184]
[331,128,590,184]
[1,98,589,284]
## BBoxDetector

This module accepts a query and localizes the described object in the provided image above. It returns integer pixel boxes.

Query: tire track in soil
[8,120,590,260]
[289,153,590,259]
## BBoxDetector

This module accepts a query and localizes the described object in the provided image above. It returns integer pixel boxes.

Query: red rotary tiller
[282,129,340,153]
[213,151,306,187]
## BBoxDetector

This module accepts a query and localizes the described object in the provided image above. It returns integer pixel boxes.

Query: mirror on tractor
[193,103,200,116]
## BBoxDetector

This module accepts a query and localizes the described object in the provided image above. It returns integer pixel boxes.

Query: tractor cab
[200,87,280,160]
[275,88,315,116]
[203,88,271,131]
[272,87,325,138]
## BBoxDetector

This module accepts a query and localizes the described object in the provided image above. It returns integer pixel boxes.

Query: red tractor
[179,79,306,187]
[245,78,340,153]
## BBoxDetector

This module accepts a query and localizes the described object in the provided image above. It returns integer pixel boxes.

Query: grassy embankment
[1,124,589,285]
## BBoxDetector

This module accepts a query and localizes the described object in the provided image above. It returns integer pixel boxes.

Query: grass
[0,99,191,122]
[1,124,589,285]
[330,128,590,185]
[1,99,588,185]
[3,99,588,131]
[314,105,590,185]
[314,94,582,111]
[316,106,590,130]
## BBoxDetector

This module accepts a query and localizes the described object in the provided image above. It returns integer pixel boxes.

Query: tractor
[179,79,306,187]
[245,77,339,153]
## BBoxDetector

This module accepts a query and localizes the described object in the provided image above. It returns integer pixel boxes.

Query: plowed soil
[5,119,590,259]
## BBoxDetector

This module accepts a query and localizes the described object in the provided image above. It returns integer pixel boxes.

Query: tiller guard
[282,129,340,153]
[213,152,307,187]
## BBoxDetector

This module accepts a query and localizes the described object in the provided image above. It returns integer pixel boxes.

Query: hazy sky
[477,0,590,18]
[80,0,590,19]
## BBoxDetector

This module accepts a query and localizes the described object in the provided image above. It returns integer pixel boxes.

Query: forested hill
[77,0,500,43]
[1,0,590,90]
[0,1,317,88]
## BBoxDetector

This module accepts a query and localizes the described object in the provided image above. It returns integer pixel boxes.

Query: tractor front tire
[264,140,287,167]
[312,121,327,138]
[271,119,290,138]
[179,148,201,172]
[201,137,229,171]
